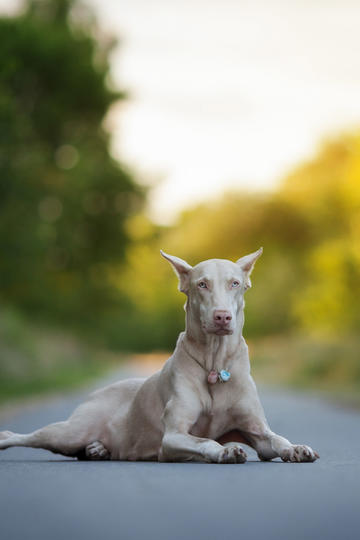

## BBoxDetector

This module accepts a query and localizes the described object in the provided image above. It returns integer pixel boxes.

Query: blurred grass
[0,307,123,404]
[250,334,360,407]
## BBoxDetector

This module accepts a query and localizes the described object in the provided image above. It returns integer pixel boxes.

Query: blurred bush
[0,305,120,402]
[249,334,360,405]
[279,135,360,335]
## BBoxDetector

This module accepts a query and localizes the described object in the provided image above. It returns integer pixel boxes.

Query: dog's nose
[213,310,232,326]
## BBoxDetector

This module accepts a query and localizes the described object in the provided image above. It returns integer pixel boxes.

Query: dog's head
[161,248,262,336]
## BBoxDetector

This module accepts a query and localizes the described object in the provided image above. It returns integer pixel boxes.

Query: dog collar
[207,370,231,384]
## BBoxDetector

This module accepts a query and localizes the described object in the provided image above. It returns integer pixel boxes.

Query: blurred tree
[115,132,360,348]
[0,0,143,328]
[279,134,360,336]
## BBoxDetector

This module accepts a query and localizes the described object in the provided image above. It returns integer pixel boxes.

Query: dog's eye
[231,280,240,288]
[198,281,208,289]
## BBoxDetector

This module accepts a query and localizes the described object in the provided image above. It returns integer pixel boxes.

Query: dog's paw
[281,445,319,463]
[217,444,247,464]
[85,440,110,460]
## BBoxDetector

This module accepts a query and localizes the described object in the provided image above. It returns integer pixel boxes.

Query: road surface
[1,367,360,540]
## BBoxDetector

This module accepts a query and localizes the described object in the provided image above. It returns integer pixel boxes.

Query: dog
[0,248,319,463]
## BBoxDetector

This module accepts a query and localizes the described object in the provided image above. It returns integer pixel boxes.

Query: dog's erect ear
[160,250,192,293]
[236,247,263,290]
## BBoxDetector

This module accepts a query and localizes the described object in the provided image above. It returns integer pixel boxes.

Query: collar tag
[207,369,231,384]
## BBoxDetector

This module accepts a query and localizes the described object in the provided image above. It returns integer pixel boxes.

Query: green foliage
[279,134,360,335]
[0,0,143,327]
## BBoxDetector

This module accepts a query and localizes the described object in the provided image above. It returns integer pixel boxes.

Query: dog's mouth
[206,328,234,336]
[215,329,233,336]
[201,321,234,336]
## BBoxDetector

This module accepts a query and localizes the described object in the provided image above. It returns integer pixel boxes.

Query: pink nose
[213,310,232,326]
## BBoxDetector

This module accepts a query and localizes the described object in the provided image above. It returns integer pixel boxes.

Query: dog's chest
[190,383,236,438]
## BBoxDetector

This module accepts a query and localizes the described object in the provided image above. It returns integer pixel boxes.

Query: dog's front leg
[231,375,319,462]
[159,399,246,464]
[233,410,319,462]
[159,431,225,463]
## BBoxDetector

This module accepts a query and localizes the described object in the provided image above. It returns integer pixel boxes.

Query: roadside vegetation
[0,306,121,404]
[250,335,360,407]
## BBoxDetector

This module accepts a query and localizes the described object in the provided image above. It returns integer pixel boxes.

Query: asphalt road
[1,368,360,540]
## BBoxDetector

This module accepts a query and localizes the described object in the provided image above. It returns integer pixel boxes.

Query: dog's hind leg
[0,421,89,458]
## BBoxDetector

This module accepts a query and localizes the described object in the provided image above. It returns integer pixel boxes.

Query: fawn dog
[0,249,319,463]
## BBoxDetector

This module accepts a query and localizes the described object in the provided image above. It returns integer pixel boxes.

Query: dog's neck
[182,304,246,374]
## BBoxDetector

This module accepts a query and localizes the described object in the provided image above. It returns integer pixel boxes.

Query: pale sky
[2,0,360,223]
